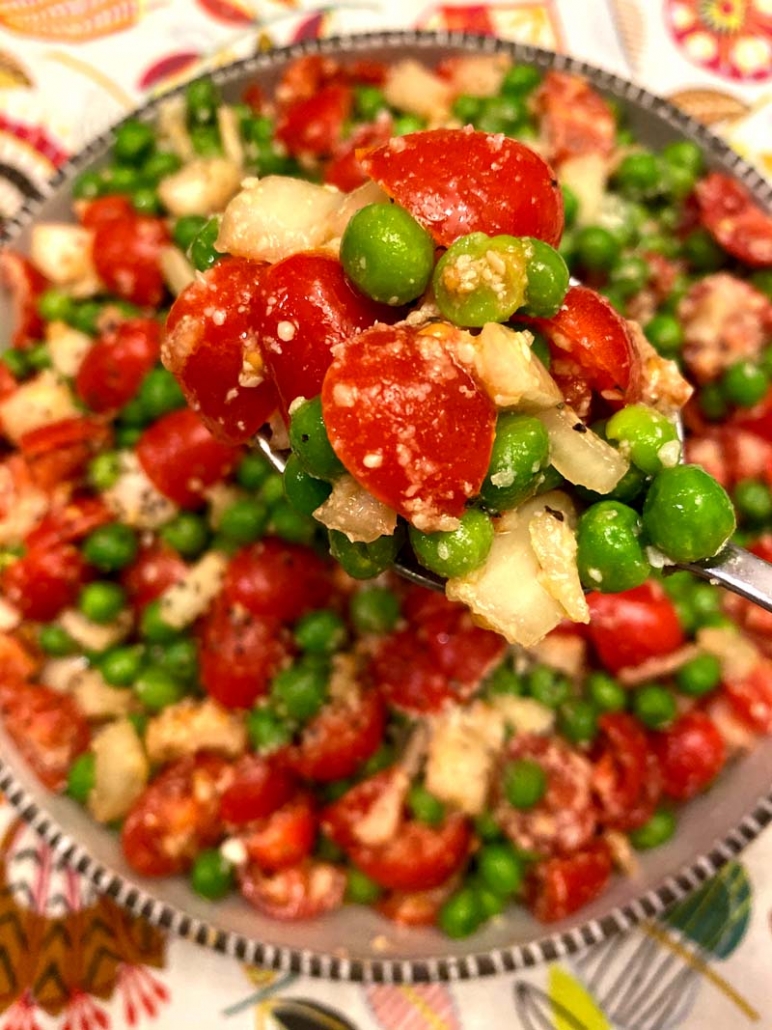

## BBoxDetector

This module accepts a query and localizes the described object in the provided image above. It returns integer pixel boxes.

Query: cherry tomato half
[586,581,684,675]
[534,71,616,166]
[2,543,89,621]
[222,538,332,624]
[526,840,612,923]
[76,317,161,413]
[92,209,170,307]
[695,172,772,269]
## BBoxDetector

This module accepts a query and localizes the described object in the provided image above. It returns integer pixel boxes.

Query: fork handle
[677,543,772,613]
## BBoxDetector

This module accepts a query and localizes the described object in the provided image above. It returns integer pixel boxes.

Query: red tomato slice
[276,83,353,158]
[591,712,657,831]
[240,793,316,871]
[287,687,385,782]
[0,682,89,791]
[92,211,170,307]
[198,596,291,709]
[358,128,564,247]
[239,860,346,920]
[222,538,333,624]
[121,753,231,876]
[76,317,161,413]
[79,195,134,229]
[0,632,39,685]
[121,540,187,610]
[18,416,112,490]
[2,544,89,621]
[274,55,385,109]
[255,251,396,416]
[654,711,726,801]
[219,753,295,825]
[324,118,393,192]
[0,251,48,349]
[376,884,454,927]
[526,840,612,923]
[495,735,597,857]
[163,257,278,445]
[26,495,113,550]
[722,658,772,733]
[136,408,239,508]
[695,172,772,268]
[322,324,496,528]
[525,285,642,406]
[369,628,457,714]
[322,770,472,891]
[533,71,616,166]
[586,581,685,675]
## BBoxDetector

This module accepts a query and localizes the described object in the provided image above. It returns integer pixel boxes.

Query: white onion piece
[538,405,629,493]
[89,720,149,823]
[158,157,242,218]
[529,507,589,624]
[313,474,397,543]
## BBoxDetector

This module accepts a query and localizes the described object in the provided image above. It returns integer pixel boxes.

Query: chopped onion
[0,370,80,443]
[146,698,247,764]
[313,474,397,543]
[454,322,562,412]
[538,404,629,493]
[529,506,590,624]
[89,720,149,823]
[158,551,228,630]
[158,157,242,218]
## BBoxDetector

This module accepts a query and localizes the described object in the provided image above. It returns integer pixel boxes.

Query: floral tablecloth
[0,1,771,1028]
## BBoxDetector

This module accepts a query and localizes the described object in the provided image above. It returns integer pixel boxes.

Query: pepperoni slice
[695,172,772,268]
[358,128,564,247]
[321,323,496,529]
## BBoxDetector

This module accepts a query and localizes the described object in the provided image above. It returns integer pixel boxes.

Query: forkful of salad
[162,125,772,647]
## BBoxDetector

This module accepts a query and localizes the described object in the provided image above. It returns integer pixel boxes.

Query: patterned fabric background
[0,1,771,1027]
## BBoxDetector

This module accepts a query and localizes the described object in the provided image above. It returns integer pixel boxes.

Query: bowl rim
[2,27,772,984]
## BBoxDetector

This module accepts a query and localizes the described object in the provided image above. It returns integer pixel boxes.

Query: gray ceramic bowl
[1,29,772,984]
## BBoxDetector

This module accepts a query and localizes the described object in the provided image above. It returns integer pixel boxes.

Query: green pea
[682,228,725,271]
[82,523,138,572]
[629,808,676,850]
[638,232,680,259]
[118,396,151,429]
[66,753,95,804]
[586,671,627,712]
[191,849,234,900]
[644,313,684,358]
[354,84,387,120]
[189,217,223,272]
[70,300,103,335]
[409,509,493,579]
[283,454,332,516]
[475,94,527,134]
[521,237,569,318]
[485,658,524,698]
[340,203,435,306]
[260,472,286,507]
[501,64,542,95]
[218,498,270,545]
[161,511,209,558]
[676,653,721,697]
[721,360,769,409]
[172,216,208,255]
[661,140,704,178]
[39,623,78,657]
[452,93,483,122]
[393,114,425,135]
[479,413,551,513]
[474,811,503,842]
[527,665,571,708]
[114,118,155,165]
[142,149,182,183]
[242,115,273,143]
[253,140,297,176]
[664,163,697,201]
[349,586,400,634]
[632,683,677,729]
[294,609,348,656]
[100,645,145,687]
[315,834,345,863]
[289,396,345,480]
[606,404,681,476]
[140,598,181,644]
[131,186,162,215]
[237,451,272,491]
[433,232,528,327]
[246,706,293,753]
[614,151,662,199]
[406,783,445,826]
[438,887,485,939]
[271,659,329,722]
[346,867,383,904]
[134,665,186,711]
[101,163,142,193]
[155,637,199,684]
[26,342,51,371]
[473,878,507,918]
[186,77,220,125]
[38,287,75,324]
[734,478,772,524]
[87,451,122,492]
[609,254,650,299]
[503,759,547,809]
[574,225,621,272]
[362,743,396,777]
[329,529,401,579]
[561,184,579,228]
[72,169,104,200]
[78,582,126,624]
[0,348,30,380]
[699,381,729,422]
[558,698,599,744]
[477,842,525,896]
[577,500,650,594]
[127,712,149,738]
[270,498,316,545]
[642,465,736,563]
[751,269,772,301]
[137,368,186,419]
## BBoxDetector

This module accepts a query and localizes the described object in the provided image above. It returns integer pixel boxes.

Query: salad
[0,49,771,941]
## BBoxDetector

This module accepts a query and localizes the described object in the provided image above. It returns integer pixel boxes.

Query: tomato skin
[79,195,134,229]
[76,317,161,413]
[26,495,113,550]
[121,540,187,610]
[0,682,89,791]
[222,538,332,624]
[526,840,613,923]
[18,416,112,490]
[592,712,658,831]
[239,860,346,920]
[586,582,685,675]
[654,711,726,801]
[198,596,291,709]
[121,753,231,877]
[2,544,89,621]
[324,119,393,192]
[322,324,496,527]
[92,210,170,307]
[0,632,39,685]
[525,285,642,408]
[136,408,240,508]
[534,71,616,165]
[359,129,564,247]
[163,257,278,445]
[369,629,455,715]
[0,251,48,349]
[276,84,353,158]
[322,770,472,891]
[376,885,452,927]
[722,659,772,733]
[695,172,772,268]
[240,793,316,871]
[219,754,296,825]
[256,251,396,416]
[287,687,385,782]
